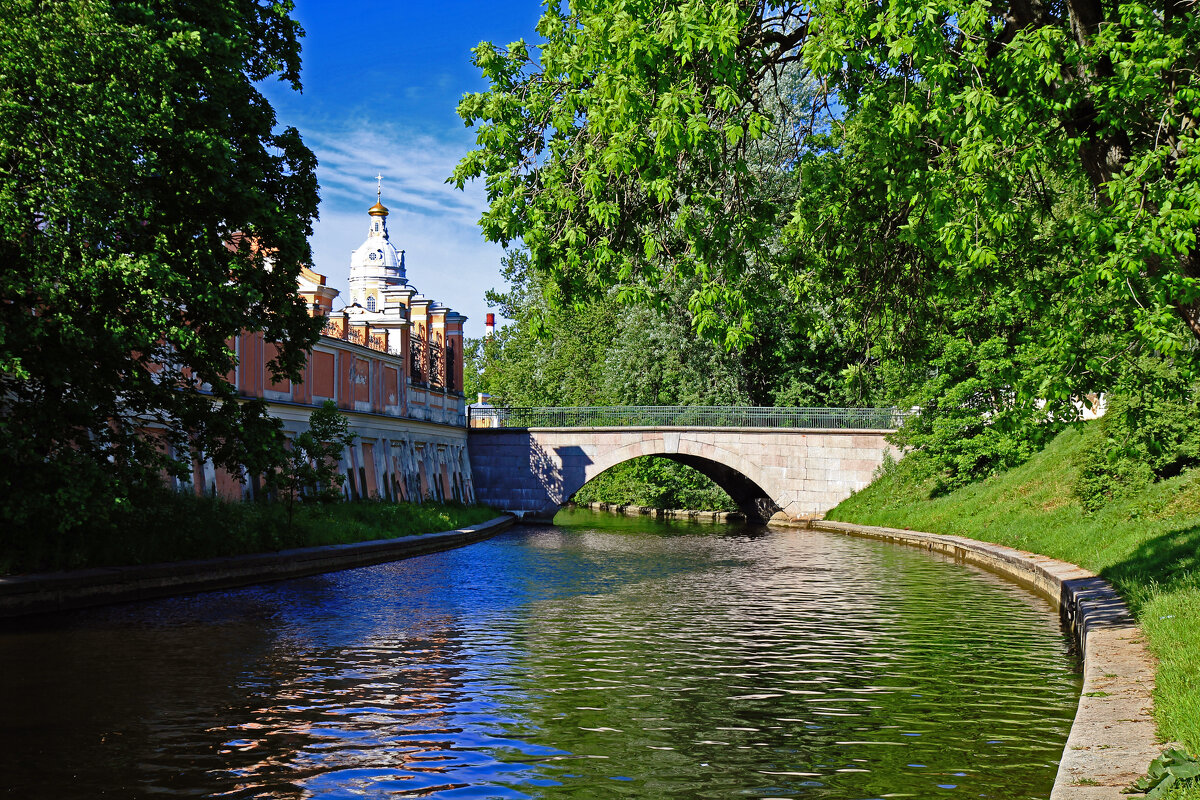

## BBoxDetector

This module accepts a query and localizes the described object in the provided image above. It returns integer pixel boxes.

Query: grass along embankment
[829,421,1200,779]
[0,491,499,576]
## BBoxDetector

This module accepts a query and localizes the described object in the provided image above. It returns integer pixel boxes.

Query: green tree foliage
[572,457,737,512]
[456,0,1200,354]
[1074,357,1200,510]
[785,0,1199,458]
[800,0,1200,354]
[0,0,320,532]
[266,401,356,530]
[454,0,1200,486]
[472,232,886,401]
[466,248,875,409]
[451,2,816,346]
[892,335,1068,495]
[467,249,752,407]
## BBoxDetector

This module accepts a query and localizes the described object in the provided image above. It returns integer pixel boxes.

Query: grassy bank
[0,493,499,576]
[830,421,1200,772]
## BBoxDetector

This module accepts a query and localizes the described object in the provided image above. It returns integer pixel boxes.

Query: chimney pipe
[485,313,495,337]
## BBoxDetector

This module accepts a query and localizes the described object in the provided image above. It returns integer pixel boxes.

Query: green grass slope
[829,422,1200,763]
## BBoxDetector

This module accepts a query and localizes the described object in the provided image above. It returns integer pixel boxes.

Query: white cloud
[303,124,509,336]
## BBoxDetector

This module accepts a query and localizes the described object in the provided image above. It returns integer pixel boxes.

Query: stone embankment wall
[0,517,513,618]
[572,501,746,523]
[812,520,1162,800]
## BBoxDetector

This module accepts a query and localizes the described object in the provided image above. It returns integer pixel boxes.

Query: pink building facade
[194,193,474,504]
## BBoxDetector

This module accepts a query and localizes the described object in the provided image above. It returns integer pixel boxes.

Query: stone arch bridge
[467,407,905,522]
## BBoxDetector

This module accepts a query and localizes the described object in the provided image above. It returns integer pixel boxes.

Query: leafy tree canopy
[0,0,320,532]
[454,0,1200,489]
[452,1,816,346]
[465,248,873,510]
[454,0,1200,358]
[466,249,867,409]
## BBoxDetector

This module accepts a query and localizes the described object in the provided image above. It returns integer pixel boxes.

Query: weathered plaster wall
[193,406,475,505]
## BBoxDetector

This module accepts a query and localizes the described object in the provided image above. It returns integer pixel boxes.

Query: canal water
[0,510,1080,799]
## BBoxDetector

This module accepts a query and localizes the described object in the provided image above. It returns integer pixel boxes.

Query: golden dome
[368,200,389,216]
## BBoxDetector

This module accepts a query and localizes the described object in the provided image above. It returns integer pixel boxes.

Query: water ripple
[0,513,1078,799]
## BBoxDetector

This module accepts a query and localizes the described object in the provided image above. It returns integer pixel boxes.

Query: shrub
[1073,357,1200,511]
[888,335,1065,497]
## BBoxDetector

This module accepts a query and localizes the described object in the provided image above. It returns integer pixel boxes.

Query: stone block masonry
[575,501,746,523]
[468,426,898,522]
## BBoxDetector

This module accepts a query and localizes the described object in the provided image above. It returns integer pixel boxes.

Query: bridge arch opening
[566,453,780,522]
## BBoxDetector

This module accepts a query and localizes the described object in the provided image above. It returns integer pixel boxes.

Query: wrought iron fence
[428,341,445,389]
[468,405,913,429]
[410,337,425,385]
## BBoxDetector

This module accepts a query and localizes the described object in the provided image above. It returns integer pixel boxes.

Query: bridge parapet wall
[468,426,898,521]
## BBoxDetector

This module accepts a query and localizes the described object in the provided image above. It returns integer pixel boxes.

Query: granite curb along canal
[0,515,515,618]
[812,519,1162,799]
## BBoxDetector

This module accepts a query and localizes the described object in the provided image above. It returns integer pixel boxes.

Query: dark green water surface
[0,510,1080,798]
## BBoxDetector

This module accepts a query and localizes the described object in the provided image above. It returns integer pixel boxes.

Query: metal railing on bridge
[468,405,912,430]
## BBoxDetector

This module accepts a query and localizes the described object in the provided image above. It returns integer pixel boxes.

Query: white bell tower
[347,175,407,313]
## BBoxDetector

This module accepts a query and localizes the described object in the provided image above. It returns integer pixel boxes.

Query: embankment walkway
[0,516,514,618]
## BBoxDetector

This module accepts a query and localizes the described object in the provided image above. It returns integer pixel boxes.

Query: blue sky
[260,1,545,336]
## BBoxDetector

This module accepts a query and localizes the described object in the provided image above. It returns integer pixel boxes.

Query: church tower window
[367,295,376,312]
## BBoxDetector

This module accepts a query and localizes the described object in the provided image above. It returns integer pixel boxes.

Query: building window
[366,295,376,312]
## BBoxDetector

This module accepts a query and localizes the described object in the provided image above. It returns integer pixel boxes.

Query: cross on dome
[368,173,389,218]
